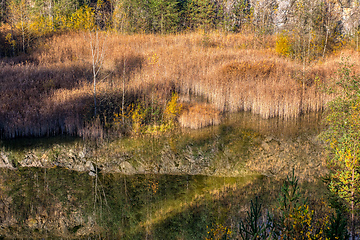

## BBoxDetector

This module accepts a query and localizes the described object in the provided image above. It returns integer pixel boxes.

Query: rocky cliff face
[252,0,359,33]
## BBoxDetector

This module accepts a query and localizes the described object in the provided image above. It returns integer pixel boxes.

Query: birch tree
[7,0,30,53]
[88,28,107,117]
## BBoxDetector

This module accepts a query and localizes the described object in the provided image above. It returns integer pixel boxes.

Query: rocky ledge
[0,134,327,181]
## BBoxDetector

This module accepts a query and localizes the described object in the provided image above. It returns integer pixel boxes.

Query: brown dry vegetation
[179,103,221,129]
[1,31,360,139]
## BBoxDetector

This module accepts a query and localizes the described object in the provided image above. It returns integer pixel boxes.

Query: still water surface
[0,112,324,239]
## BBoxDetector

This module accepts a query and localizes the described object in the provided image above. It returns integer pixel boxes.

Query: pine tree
[186,0,216,31]
[147,0,180,33]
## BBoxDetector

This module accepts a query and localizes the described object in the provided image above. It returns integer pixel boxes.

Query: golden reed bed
[1,32,359,138]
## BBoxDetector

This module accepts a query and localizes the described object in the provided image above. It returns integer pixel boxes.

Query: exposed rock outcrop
[0,152,15,169]
[0,133,326,181]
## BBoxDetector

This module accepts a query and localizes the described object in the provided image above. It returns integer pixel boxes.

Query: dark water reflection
[191,111,322,139]
[0,112,322,152]
[0,135,80,151]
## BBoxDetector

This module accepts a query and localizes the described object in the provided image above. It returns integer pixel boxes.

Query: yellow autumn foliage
[67,6,95,31]
[164,93,182,126]
[275,33,291,57]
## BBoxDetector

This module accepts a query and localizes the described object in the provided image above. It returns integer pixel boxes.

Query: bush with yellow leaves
[275,33,292,57]
[164,92,182,127]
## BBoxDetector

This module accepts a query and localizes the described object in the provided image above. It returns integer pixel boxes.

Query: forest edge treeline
[1,0,360,58]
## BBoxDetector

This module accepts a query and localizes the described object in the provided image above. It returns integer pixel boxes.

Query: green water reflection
[0,167,328,239]
[1,167,285,239]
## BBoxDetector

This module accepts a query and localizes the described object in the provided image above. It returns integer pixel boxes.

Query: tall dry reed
[1,31,358,138]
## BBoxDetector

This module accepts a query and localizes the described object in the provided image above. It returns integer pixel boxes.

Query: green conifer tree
[147,0,180,33]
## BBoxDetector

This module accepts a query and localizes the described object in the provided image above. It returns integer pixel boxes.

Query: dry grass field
[1,31,359,138]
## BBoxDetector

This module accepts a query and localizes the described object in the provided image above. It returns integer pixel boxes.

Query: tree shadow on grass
[0,54,146,139]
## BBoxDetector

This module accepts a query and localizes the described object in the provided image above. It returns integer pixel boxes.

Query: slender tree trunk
[122,56,126,123]
[322,28,329,58]
[93,70,97,117]
[48,0,54,30]
[21,21,25,53]
[10,27,15,56]
[89,31,107,118]
[307,25,312,62]
[91,34,97,117]
[356,30,359,52]
[94,163,98,212]
[161,13,163,34]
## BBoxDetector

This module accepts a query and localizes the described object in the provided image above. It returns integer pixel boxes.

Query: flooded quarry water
[0,112,328,239]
